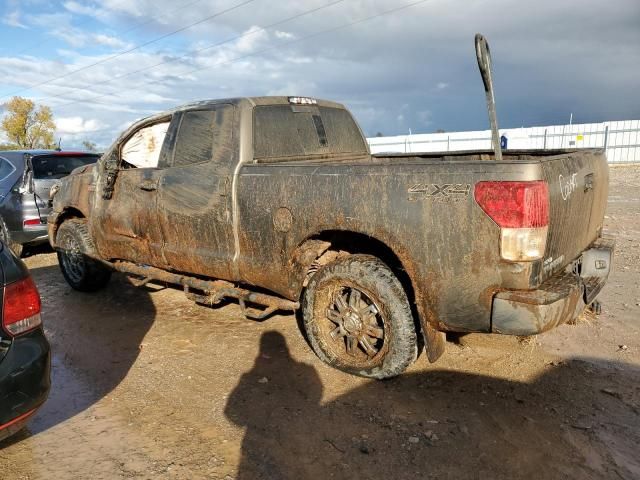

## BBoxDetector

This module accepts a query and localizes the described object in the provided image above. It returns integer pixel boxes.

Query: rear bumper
[0,329,51,442]
[491,236,615,335]
[10,225,48,246]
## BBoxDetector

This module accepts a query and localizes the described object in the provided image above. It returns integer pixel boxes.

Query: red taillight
[474,181,549,228]
[23,218,42,227]
[3,276,42,336]
[474,181,550,261]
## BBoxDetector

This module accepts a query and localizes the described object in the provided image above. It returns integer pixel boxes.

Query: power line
[51,0,433,111]
[12,0,210,60]
[110,0,210,38]
[31,0,347,106]
[0,0,258,101]
[11,0,133,56]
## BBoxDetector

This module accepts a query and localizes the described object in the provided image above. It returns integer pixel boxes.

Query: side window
[0,157,16,181]
[172,105,234,170]
[121,121,170,169]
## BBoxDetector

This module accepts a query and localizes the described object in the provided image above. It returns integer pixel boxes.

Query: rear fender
[49,207,87,247]
[294,232,446,363]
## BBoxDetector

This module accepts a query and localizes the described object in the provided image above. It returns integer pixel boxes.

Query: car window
[121,121,170,168]
[32,155,100,180]
[0,156,16,181]
[253,105,368,160]
[172,105,234,169]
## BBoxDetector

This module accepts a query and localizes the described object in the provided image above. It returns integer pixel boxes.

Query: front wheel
[302,254,418,379]
[56,219,112,292]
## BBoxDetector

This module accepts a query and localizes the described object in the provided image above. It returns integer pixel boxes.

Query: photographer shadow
[226,331,640,479]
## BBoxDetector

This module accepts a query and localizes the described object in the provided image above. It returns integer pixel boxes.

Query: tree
[0,143,21,150]
[82,140,97,151]
[1,96,56,149]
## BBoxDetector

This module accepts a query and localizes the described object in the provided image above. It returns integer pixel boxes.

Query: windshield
[32,154,100,180]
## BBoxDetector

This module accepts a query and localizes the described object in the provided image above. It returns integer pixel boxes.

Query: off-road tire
[56,219,112,292]
[0,217,23,257]
[302,254,418,379]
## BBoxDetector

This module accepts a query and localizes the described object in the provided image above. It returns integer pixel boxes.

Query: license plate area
[575,236,615,303]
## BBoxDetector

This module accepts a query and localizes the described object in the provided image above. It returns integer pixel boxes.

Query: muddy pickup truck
[48,95,614,379]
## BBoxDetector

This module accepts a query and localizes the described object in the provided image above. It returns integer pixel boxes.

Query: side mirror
[102,150,119,171]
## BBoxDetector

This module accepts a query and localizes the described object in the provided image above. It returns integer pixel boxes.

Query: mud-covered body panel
[49,96,611,335]
[538,150,609,280]
[48,166,96,241]
[235,155,602,333]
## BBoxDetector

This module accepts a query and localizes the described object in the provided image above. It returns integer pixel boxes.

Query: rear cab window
[253,105,368,161]
[32,154,100,179]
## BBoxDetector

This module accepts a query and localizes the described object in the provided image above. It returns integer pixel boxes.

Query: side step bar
[110,261,299,320]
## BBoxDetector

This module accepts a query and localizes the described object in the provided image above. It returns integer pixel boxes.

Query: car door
[92,117,174,267]
[155,105,237,280]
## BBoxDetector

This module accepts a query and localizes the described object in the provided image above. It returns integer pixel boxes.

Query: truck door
[155,105,237,281]
[92,117,174,267]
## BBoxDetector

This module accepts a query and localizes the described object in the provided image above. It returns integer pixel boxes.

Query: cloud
[234,26,270,53]
[63,1,106,18]
[92,34,131,49]
[0,0,637,148]
[56,116,105,135]
[2,10,27,29]
[275,31,294,40]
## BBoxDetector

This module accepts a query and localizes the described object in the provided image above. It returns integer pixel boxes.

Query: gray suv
[0,150,100,256]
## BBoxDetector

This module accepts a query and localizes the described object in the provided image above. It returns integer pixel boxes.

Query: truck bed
[239,147,608,332]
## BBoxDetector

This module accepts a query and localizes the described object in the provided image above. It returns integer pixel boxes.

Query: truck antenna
[475,33,502,162]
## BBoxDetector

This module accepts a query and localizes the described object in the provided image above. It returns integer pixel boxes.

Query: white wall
[367,120,640,163]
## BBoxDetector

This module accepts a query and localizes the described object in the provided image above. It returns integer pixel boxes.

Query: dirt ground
[0,165,638,480]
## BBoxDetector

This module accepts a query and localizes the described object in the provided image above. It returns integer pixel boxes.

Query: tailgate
[540,149,608,279]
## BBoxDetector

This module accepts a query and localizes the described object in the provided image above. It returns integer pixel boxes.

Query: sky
[0,0,638,149]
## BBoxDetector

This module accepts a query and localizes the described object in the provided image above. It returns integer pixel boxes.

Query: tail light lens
[2,276,42,336]
[23,218,42,227]
[474,181,549,261]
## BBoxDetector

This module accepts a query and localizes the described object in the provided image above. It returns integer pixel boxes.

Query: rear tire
[0,217,23,258]
[56,219,112,292]
[302,254,418,379]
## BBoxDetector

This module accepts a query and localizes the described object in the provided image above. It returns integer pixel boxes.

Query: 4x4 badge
[408,183,471,202]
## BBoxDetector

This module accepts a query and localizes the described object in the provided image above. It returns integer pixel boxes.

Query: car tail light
[23,218,42,227]
[2,276,42,336]
[474,181,549,261]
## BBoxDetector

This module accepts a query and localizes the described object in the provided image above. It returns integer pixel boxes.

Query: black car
[0,241,50,442]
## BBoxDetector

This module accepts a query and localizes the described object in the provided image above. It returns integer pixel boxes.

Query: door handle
[139,180,158,191]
